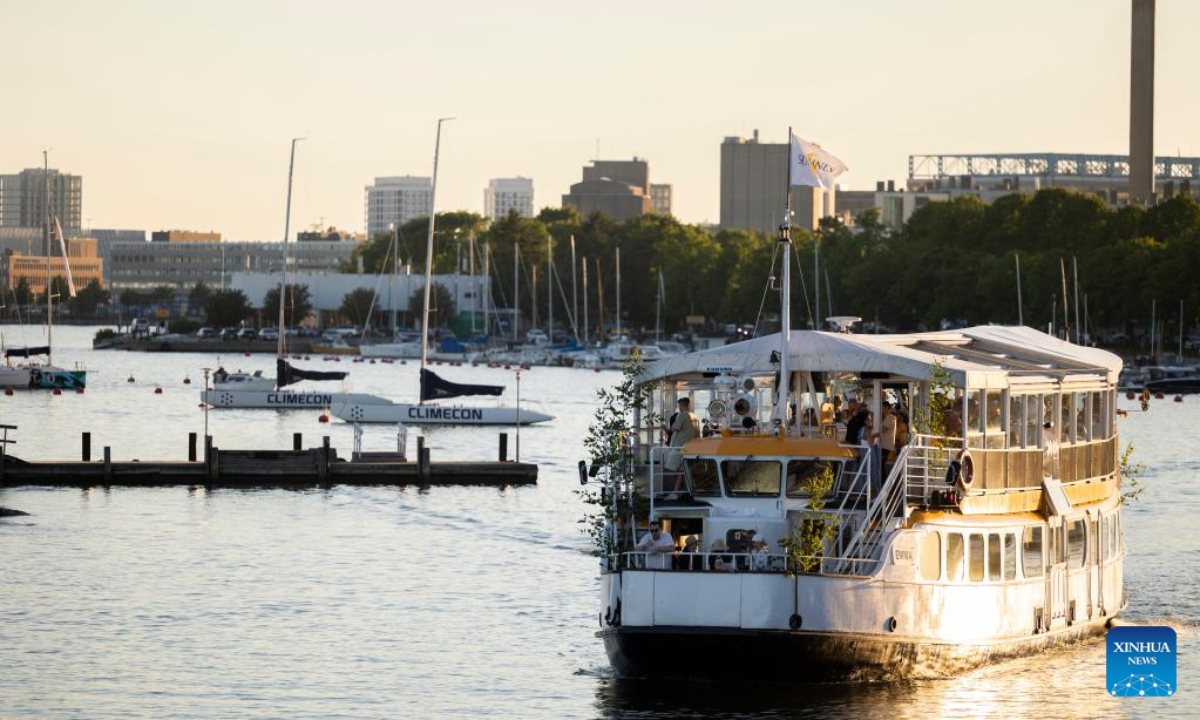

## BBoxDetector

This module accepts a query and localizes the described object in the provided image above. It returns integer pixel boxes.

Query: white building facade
[484,177,534,220]
[364,176,433,240]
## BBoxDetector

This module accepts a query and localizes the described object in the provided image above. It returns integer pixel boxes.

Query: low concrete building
[230,271,488,321]
[151,229,221,243]
[109,240,358,290]
[563,158,652,221]
[6,237,104,292]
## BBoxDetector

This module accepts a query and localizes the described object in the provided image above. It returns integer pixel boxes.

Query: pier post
[103,447,112,482]
[188,432,197,462]
[419,446,431,482]
[293,432,302,451]
[320,436,331,481]
[205,435,215,481]
[82,432,91,462]
[417,435,425,463]
[499,433,508,462]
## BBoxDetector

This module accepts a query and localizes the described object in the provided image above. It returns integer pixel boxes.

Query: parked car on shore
[196,327,219,339]
[236,328,258,340]
[259,328,280,341]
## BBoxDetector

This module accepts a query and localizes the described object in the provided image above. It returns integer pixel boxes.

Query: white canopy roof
[639,326,1121,389]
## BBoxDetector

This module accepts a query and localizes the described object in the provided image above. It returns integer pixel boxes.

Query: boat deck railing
[614,551,879,576]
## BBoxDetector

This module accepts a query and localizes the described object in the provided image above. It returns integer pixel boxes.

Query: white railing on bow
[827,445,911,575]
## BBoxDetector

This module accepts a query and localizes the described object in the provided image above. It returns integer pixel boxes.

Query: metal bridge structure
[909,153,1200,182]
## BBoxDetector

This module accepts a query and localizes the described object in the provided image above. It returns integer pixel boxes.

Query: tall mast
[43,150,52,364]
[595,257,604,342]
[278,137,303,359]
[390,222,399,337]
[482,240,490,341]
[776,127,793,427]
[582,256,589,345]
[421,118,454,371]
[615,246,621,338]
[570,235,579,344]
[655,269,661,344]
[513,242,520,342]
[547,234,553,341]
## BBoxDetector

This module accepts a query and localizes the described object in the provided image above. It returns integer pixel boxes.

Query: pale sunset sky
[4,0,1196,239]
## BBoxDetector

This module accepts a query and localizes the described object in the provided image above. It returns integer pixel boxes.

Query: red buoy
[244,352,251,357]
[318,412,330,423]
[76,387,85,394]
[1174,395,1184,403]
[154,387,163,395]
[52,388,62,395]
[1125,391,1135,400]
[183,377,192,384]
[594,367,601,373]
[1155,392,1165,400]
[4,388,13,396]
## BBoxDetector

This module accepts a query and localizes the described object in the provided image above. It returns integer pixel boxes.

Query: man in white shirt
[636,520,676,569]
[749,534,770,571]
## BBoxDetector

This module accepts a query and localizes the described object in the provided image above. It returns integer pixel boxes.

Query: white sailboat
[202,138,390,410]
[333,119,552,426]
[1,152,88,390]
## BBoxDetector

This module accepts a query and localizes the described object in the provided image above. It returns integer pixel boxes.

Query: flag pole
[776,128,793,429]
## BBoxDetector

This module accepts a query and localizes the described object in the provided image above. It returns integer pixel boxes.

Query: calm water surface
[1,326,1197,718]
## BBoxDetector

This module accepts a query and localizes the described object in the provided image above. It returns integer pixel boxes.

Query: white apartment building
[364,176,433,239]
[484,177,534,220]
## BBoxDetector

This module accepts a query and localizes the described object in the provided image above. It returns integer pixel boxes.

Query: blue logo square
[1107,625,1177,697]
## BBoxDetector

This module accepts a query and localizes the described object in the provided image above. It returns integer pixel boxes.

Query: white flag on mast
[789,132,848,189]
[53,218,77,298]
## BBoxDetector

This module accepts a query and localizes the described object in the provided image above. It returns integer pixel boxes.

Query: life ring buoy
[958,452,976,491]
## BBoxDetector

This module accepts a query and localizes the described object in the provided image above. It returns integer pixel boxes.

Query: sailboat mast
[1072,256,1081,345]
[391,222,399,337]
[615,246,621,338]
[547,234,553,341]
[421,118,454,371]
[483,241,490,340]
[571,235,579,344]
[513,243,520,343]
[582,256,589,345]
[776,127,793,426]
[278,137,303,359]
[43,150,52,365]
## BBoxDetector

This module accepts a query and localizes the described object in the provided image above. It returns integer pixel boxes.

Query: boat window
[1076,393,1090,443]
[919,531,941,581]
[1022,526,1043,578]
[1090,391,1105,440]
[1004,533,1017,581]
[785,460,835,497]
[985,390,1004,435]
[966,390,984,435]
[1008,394,1024,447]
[721,460,781,497]
[1061,394,1074,444]
[969,534,985,582]
[987,533,1001,581]
[1067,519,1086,569]
[946,533,964,582]
[684,459,720,497]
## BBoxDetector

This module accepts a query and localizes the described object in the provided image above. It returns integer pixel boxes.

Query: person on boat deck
[709,539,735,572]
[636,520,676,569]
[879,402,898,461]
[749,534,770,571]
[665,398,700,488]
[679,534,701,570]
[844,409,875,446]
[1042,421,1060,480]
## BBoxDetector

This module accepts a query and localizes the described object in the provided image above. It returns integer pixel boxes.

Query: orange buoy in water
[1125,391,1135,400]
[520,363,531,370]
[1175,395,1184,403]
[369,359,376,364]
[594,367,601,373]
[244,352,251,357]
[4,388,13,396]
[503,365,512,370]
[318,412,330,423]
[1155,392,1165,400]
[154,387,163,395]
[52,388,62,395]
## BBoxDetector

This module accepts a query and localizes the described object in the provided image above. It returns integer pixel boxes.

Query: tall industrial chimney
[1129,0,1155,204]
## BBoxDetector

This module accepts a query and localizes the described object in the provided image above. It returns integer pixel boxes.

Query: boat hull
[30,367,87,389]
[600,616,1113,682]
[331,401,553,425]
[1145,377,1200,394]
[201,390,391,409]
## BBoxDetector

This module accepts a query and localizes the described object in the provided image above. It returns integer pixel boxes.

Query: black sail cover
[5,346,50,358]
[277,358,348,388]
[420,368,504,402]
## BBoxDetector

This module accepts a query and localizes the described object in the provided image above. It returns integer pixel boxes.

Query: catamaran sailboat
[594,130,1127,681]
[332,118,551,427]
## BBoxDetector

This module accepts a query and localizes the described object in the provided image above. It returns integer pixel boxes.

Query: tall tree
[205,289,253,327]
[339,287,377,328]
[261,284,314,328]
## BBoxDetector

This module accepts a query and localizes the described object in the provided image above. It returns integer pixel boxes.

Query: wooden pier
[0,429,537,488]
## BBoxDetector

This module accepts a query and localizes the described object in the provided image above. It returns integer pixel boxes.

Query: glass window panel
[919,531,941,581]
[1068,519,1086,569]
[721,460,781,497]
[967,390,983,434]
[786,460,835,498]
[1061,394,1074,444]
[1023,526,1043,578]
[969,534,985,582]
[946,533,964,582]
[684,459,720,496]
[986,391,1004,434]
[988,533,1002,581]
[1091,391,1105,440]
[1076,394,1090,442]
[1004,533,1017,580]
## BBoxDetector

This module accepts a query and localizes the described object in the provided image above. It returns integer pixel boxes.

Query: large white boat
[201,364,393,410]
[597,325,1127,681]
